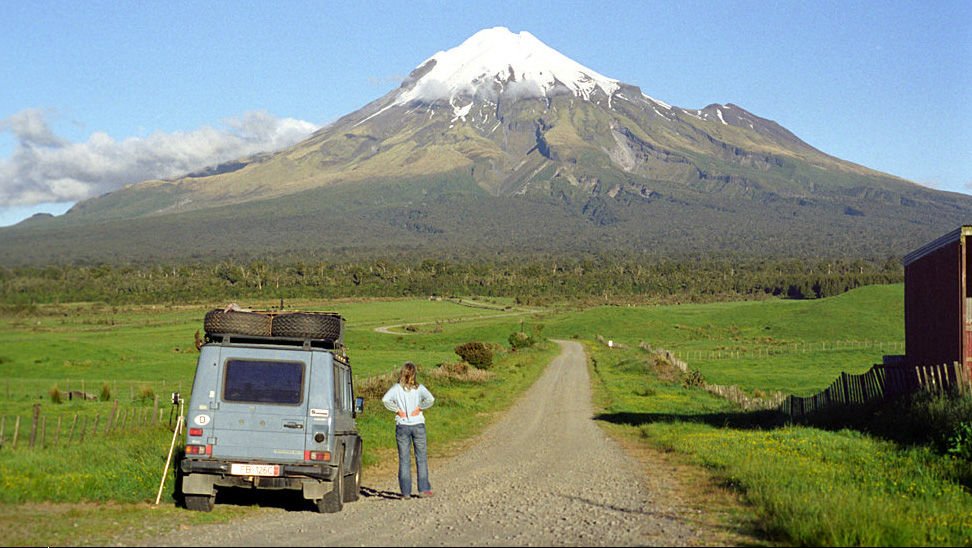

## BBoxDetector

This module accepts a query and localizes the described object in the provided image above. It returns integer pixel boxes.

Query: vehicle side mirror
[354,396,365,416]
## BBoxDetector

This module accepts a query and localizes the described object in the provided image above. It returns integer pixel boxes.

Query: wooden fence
[0,398,176,450]
[782,361,970,418]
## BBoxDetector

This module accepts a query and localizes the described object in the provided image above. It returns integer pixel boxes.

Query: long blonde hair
[398,361,418,390]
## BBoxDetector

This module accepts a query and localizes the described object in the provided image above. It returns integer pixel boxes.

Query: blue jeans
[395,423,431,496]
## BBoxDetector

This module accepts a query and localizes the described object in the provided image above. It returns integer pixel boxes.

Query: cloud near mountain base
[0,108,319,207]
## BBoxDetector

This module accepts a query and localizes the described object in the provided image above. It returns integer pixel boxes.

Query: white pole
[155,410,184,505]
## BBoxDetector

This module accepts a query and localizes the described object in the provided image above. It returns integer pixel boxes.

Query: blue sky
[1,0,970,226]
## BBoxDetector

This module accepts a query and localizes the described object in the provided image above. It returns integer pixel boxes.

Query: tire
[203,309,272,337]
[343,438,362,503]
[316,452,344,513]
[184,494,215,512]
[272,313,343,341]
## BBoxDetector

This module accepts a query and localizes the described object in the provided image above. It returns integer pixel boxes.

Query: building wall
[904,239,962,367]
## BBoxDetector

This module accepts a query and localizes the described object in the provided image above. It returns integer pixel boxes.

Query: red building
[903,225,972,372]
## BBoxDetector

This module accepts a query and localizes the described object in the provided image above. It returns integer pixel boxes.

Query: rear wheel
[184,494,215,512]
[343,438,362,502]
[316,452,344,513]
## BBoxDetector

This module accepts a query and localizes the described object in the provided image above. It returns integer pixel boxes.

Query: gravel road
[143,340,722,546]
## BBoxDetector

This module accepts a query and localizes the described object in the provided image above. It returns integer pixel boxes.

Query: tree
[455,342,493,369]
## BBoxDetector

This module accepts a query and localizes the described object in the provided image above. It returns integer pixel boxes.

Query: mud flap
[302,479,333,500]
[182,473,216,496]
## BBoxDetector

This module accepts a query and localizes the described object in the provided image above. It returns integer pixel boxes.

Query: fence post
[12,416,20,449]
[958,362,969,395]
[29,404,40,449]
[54,416,61,447]
[107,400,119,433]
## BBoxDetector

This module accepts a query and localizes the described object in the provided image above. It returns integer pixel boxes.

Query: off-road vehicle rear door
[209,347,309,463]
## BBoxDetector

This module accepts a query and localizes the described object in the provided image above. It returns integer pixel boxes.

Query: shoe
[419,491,434,497]
[401,494,411,500]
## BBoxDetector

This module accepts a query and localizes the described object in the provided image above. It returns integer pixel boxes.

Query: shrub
[454,341,493,369]
[426,361,492,383]
[49,385,63,404]
[357,371,397,400]
[508,331,535,351]
[137,384,155,402]
[99,383,112,402]
[947,421,972,460]
[681,368,706,388]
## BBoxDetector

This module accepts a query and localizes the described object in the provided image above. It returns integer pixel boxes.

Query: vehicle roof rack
[205,333,343,351]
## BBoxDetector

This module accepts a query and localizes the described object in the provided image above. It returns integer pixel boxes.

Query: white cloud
[0,109,319,207]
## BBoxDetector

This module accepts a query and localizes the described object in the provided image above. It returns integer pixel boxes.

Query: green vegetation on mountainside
[0,255,902,307]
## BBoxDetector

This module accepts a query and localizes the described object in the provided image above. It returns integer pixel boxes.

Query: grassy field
[0,297,557,545]
[2,284,971,546]
[544,284,905,395]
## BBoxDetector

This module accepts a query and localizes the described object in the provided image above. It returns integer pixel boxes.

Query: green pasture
[544,284,904,395]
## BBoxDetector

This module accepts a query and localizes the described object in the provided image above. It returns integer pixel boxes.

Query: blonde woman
[381,361,435,499]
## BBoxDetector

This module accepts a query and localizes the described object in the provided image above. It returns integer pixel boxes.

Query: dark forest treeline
[0,254,903,306]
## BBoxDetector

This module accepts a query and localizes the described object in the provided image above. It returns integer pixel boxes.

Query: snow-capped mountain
[4,27,970,264]
[393,27,620,106]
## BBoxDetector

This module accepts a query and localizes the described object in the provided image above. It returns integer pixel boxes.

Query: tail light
[188,427,203,437]
[185,444,212,456]
[304,450,331,462]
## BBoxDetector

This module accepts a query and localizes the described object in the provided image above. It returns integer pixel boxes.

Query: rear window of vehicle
[223,359,304,405]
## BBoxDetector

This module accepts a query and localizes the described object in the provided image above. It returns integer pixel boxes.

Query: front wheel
[316,453,344,513]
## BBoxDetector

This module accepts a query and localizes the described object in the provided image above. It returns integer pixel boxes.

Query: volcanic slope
[3,27,969,264]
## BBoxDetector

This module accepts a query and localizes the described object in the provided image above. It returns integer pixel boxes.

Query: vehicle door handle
[283,422,304,429]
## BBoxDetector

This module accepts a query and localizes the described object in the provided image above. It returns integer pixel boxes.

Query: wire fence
[671,340,904,362]
[0,378,188,451]
[0,378,186,403]
[0,397,180,450]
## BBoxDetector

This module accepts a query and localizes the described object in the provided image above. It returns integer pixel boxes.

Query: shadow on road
[360,486,408,500]
[594,409,786,431]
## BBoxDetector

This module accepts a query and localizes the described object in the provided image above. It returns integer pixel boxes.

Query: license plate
[230,463,280,477]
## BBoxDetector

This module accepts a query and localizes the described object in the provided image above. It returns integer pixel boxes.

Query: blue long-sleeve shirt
[381,383,435,425]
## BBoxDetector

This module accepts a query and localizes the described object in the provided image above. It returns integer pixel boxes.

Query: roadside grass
[0,426,179,504]
[570,284,972,547]
[646,421,972,546]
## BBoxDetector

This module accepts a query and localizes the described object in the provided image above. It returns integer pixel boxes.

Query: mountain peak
[396,27,620,105]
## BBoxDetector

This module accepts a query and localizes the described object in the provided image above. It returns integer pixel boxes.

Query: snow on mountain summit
[396,27,621,105]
